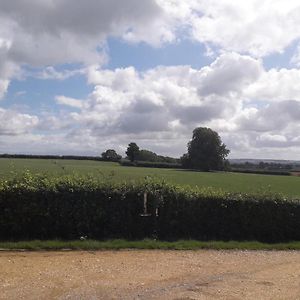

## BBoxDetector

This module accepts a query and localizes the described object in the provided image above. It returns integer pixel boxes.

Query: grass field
[1,158,300,197]
[1,239,300,250]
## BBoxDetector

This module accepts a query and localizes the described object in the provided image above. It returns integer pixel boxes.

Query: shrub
[0,172,299,242]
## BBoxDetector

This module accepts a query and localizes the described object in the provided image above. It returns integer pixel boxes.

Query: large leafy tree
[101,149,122,162]
[126,142,140,162]
[181,127,230,171]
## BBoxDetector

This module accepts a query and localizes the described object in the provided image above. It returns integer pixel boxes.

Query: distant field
[0,158,300,197]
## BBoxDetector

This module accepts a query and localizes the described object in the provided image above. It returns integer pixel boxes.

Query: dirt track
[0,250,300,299]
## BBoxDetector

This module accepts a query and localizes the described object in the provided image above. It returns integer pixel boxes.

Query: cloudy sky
[2,0,300,159]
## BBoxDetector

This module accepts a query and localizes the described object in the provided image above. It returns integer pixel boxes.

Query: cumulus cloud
[0,0,166,65]
[186,0,300,57]
[198,52,262,96]
[0,108,39,135]
[0,1,299,83]
[83,56,246,137]
[0,0,171,99]
[245,68,300,101]
[237,100,300,132]
[1,1,299,85]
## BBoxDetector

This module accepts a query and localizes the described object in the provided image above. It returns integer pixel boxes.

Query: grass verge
[0,239,300,251]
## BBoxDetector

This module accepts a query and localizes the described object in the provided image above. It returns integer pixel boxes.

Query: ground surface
[0,250,299,299]
[1,158,300,196]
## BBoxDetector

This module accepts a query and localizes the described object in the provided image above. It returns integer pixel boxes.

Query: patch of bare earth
[0,250,300,299]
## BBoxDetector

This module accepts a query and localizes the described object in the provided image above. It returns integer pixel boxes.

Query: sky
[2,1,300,159]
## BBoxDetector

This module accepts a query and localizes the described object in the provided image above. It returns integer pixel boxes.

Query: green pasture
[0,158,300,197]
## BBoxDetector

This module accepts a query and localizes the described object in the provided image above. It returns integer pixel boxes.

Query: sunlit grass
[0,158,300,197]
[1,239,300,251]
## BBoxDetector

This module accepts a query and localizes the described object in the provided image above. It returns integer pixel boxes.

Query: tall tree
[126,142,140,162]
[181,127,230,171]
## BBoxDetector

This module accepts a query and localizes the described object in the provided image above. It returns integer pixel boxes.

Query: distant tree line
[125,142,180,164]
[231,161,293,170]
[0,154,104,161]
[230,161,297,175]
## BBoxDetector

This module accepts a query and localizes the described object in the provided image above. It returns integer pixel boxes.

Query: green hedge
[119,160,182,169]
[231,169,291,176]
[0,173,300,242]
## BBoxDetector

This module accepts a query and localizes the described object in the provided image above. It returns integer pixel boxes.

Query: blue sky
[2,1,300,159]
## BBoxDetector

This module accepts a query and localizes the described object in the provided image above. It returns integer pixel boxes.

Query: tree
[101,149,122,162]
[137,149,158,162]
[181,127,230,171]
[126,142,140,162]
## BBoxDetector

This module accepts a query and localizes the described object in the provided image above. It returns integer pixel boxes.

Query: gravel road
[0,250,300,299]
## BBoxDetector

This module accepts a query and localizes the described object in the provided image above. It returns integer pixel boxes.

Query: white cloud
[290,43,300,67]
[186,0,300,57]
[0,79,9,100]
[0,0,170,98]
[2,1,300,85]
[198,52,262,96]
[266,134,286,142]
[35,67,85,81]
[0,108,39,135]
[0,1,300,93]
[1,0,183,69]
[55,95,83,109]
[245,68,300,101]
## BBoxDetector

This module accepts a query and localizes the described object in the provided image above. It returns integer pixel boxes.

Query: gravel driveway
[0,250,300,299]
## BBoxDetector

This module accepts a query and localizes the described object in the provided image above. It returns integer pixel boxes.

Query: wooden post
[140,192,151,217]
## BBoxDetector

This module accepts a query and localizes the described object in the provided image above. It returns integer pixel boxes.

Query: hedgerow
[0,172,299,242]
[231,169,291,176]
[119,160,182,169]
